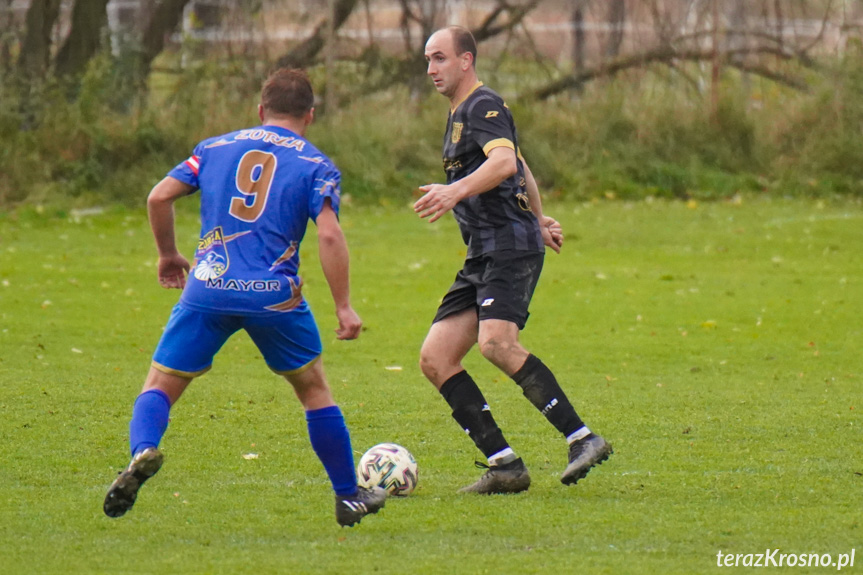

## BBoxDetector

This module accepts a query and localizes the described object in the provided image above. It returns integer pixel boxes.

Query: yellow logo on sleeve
[485,111,499,118]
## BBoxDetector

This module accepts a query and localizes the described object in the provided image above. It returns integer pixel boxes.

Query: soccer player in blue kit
[415,27,612,494]
[103,69,386,527]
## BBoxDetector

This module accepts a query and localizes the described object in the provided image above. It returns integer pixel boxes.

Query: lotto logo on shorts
[481,298,494,307]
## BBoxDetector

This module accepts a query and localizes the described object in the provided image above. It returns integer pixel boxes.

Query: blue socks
[129,389,171,456]
[306,406,358,497]
[128,393,357,497]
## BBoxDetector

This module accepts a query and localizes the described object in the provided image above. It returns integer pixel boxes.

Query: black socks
[512,354,584,437]
[439,370,510,459]
[439,356,586,458]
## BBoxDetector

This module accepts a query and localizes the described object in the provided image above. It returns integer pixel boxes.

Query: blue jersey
[167,125,340,315]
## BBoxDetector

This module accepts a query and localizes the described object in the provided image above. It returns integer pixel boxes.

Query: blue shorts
[152,302,322,378]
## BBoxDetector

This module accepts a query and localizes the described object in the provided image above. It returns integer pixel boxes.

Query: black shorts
[432,250,544,330]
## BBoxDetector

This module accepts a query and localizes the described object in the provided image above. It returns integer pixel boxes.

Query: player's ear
[306,107,315,126]
[462,52,473,71]
[257,104,265,123]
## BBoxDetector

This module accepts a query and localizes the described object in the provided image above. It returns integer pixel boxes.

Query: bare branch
[528,44,812,100]
[474,0,543,43]
[397,0,422,26]
[727,59,808,91]
[473,3,508,41]
[672,29,820,68]
[275,0,359,69]
[802,0,834,53]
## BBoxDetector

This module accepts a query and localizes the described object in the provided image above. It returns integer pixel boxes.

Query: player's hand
[335,306,362,340]
[414,183,461,223]
[540,216,564,254]
[157,253,190,289]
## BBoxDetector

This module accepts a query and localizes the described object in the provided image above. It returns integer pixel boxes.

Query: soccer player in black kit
[414,26,612,494]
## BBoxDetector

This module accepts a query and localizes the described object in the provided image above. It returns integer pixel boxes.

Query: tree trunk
[0,0,13,70]
[710,0,720,119]
[275,0,359,69]
[774,0,784,51]
[572,0,587,74]
[571,0,588,95]
[397,0,444,99]
[325,0,336,114]
[140,0,191,77]
[18,0,62,78]
[729,0,750,101]
[604,0,625,60]
[54,0,112,80]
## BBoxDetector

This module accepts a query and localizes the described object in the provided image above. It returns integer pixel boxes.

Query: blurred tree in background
[1,0,862,207]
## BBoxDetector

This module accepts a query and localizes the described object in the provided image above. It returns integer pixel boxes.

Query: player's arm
[315,199,362,340]
[147,176,194,289]
[414,146,516,223]
[522,159,563,253]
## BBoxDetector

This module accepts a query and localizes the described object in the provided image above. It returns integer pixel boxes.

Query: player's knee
[420,344,456,385]
[419,348,438,382]
[478,336,512,364]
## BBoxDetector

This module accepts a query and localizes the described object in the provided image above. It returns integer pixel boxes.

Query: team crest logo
[194,227,229,281]
[451,122,464,143]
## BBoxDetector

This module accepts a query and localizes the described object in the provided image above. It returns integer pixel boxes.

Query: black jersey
[442,83,543,258]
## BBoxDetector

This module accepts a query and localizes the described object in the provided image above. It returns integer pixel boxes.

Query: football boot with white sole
[335,486,387,527]
[104,447,164,518]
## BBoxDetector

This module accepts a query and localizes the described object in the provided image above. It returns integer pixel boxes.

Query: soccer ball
[357,443,418,496]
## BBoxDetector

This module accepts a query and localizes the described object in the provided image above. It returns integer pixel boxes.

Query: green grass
[0,197,861,574]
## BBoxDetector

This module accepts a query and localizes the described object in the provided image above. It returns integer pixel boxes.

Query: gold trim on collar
[450,82,484,114]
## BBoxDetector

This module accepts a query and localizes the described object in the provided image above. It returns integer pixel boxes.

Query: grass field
[0,196,861,574]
